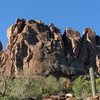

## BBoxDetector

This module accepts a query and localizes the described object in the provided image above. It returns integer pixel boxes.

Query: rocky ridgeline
[0,18,100,77]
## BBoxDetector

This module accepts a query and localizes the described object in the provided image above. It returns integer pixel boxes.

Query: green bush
[0,96,18,100]
[9,77,29,99]
[72,76,91,99]
[96,78,100,93]
[25,75,71,99]
[25,77,44,99]
[2,75,99,99]
[59,77,72,93]
[43,75,61,95]
[0,75,71,99]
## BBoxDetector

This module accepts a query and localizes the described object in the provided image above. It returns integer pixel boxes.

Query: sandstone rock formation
[0,18,100,77]
[0,19,68,77]
[62,27,100,75]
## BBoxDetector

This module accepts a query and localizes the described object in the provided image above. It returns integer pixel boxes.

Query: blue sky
[0,0,100,48]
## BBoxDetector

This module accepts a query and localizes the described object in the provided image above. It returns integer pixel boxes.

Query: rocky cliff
[0,18,100,77]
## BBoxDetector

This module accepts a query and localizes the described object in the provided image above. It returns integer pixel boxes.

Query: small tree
[72,76,91,99]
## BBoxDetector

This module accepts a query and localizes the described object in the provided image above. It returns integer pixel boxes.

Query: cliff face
[63,27,100,75]
[0,18,100,77]
[0,19,68,77]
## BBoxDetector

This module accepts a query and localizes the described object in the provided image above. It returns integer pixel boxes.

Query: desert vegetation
[0,75,99,100]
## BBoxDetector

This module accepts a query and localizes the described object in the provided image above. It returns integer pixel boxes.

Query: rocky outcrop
[0,18,100,77]
[63,27,100,75]
[96,54,100,74]
[0,19,68,77]
[43,93,77,100]
[87,95,100,100]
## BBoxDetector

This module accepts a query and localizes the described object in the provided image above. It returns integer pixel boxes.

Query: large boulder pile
[0,18,100,77]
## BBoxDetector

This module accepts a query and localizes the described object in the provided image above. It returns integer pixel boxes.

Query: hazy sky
[0,0,100,48]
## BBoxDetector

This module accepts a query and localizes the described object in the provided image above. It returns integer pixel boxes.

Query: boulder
[87,96,100,100]
[43,93,77,100]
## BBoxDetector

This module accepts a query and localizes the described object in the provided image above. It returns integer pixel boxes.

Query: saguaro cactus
[89,67,96,96]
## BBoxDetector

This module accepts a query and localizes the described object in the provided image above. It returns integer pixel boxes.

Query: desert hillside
[0,18,100,77]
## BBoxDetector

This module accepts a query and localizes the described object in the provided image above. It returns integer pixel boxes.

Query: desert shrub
[0,96,17,100]
[0,75,72,99]
[59,77,72,93]
[25,77,44,99]
[9,77,29,99]
[72,76,91,99]
[96,78,100,93]
[42,75,61,97]
[25,75,71,99]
